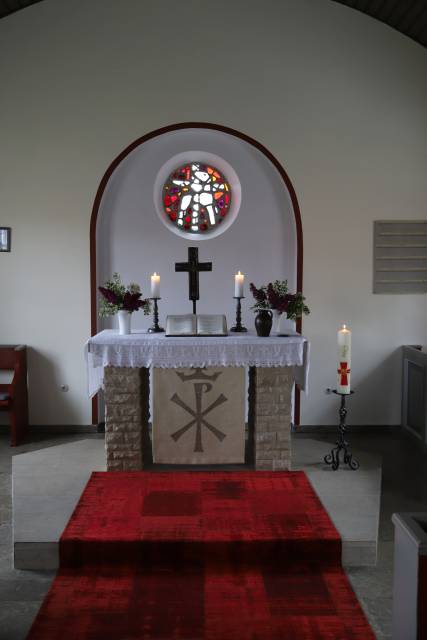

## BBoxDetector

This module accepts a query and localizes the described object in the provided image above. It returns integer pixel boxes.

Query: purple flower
[250,282,267,303]
[122,292,149,312]
[98,286,120,305]
[266,283,293,313]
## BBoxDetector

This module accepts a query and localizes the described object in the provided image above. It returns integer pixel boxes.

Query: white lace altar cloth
[85,330,310,397]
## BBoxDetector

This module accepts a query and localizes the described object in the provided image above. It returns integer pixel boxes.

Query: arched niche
[90,123,303,423]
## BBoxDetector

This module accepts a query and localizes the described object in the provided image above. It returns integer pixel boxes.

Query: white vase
[272,310,295,335]
[117,310,131,335]
[272,310,283,335]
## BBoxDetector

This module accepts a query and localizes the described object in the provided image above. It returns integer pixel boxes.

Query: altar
[86,330,310,471]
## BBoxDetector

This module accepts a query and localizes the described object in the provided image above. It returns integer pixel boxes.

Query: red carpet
[28,471,375,639]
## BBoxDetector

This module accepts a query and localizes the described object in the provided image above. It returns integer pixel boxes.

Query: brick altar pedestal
[104,365,293,471]
[249,366,293,471]
[104,366,149,471]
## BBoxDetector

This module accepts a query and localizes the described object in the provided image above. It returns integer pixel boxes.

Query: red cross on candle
[337,362,351,386]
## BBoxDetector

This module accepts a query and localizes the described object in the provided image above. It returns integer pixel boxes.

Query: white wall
[0,0,426,426]
[97,128,297,332]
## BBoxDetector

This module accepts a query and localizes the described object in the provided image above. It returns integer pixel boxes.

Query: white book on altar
[166,314,228,336]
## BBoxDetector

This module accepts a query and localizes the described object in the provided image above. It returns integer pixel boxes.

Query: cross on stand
[175,247,212,314]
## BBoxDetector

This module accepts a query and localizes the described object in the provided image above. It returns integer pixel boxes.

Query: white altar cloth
[85,330,310,397]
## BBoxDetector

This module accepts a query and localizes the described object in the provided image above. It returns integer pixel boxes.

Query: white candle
[337,324,351,394]
[151,272,160,298]
[234,271,244,297]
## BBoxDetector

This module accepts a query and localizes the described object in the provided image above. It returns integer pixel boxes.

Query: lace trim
[85,331,310,397]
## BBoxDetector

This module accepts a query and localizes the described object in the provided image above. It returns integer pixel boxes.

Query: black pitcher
[255,309,273,337]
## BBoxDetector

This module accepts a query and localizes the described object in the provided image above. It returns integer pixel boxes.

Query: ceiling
[332,0,427,48]
[0,0,41,20]
[0,0,426,48]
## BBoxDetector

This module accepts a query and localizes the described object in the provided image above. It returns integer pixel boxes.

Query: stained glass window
[162,162,232,234]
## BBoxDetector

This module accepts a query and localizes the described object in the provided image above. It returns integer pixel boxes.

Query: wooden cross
[175,247,212,314]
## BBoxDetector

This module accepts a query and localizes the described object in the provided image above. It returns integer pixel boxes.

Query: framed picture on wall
[0,228,11,252]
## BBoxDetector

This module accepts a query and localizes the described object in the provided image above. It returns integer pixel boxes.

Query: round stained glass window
[162,162,232,235]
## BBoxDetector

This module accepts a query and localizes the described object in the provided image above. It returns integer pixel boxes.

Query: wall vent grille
[373,221,427,294]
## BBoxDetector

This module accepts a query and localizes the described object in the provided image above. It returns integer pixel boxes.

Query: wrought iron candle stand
[230,296,247,333]
[147,298,164,333]
[324,390,359,471]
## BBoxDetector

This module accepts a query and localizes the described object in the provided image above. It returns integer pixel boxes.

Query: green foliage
[286,292,310,321]
[271,279,289,298]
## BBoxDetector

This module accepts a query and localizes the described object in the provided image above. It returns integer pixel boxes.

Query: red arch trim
[89,122,304,425]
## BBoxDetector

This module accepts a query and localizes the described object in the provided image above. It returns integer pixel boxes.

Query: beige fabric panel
[152,367,245,464]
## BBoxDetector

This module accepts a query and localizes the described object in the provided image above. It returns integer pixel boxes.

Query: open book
[166,314,228,337]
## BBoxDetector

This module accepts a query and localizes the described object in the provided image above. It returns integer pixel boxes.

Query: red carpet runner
[28,471,375,639]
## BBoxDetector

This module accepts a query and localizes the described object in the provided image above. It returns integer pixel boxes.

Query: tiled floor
[328,429,427,640]
[0,428,426,639]
[292,436,381,566]
[13,439,106,569]
[0,434,103,639]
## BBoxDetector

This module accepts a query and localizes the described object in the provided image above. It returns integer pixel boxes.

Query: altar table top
[85,330,310,397]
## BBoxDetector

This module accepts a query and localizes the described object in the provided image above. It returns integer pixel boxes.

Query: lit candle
[234,271,244,297]
[337,324,351,394]
[151,272,160,298]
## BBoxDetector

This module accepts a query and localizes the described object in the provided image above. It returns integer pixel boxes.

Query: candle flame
[152,272,158,277]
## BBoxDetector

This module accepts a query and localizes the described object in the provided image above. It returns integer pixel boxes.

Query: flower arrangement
[98,273,151,317]
[249,279,310,320]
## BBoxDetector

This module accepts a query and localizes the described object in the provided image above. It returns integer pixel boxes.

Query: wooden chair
[0,345,29,446]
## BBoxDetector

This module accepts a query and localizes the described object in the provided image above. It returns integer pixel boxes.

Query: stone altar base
[103,365,294,471]
[104,366,148,471]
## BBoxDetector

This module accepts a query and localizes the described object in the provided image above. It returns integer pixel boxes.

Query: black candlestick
[147,298,164,333]
[324,391,359,471]
[230,296,247,333]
